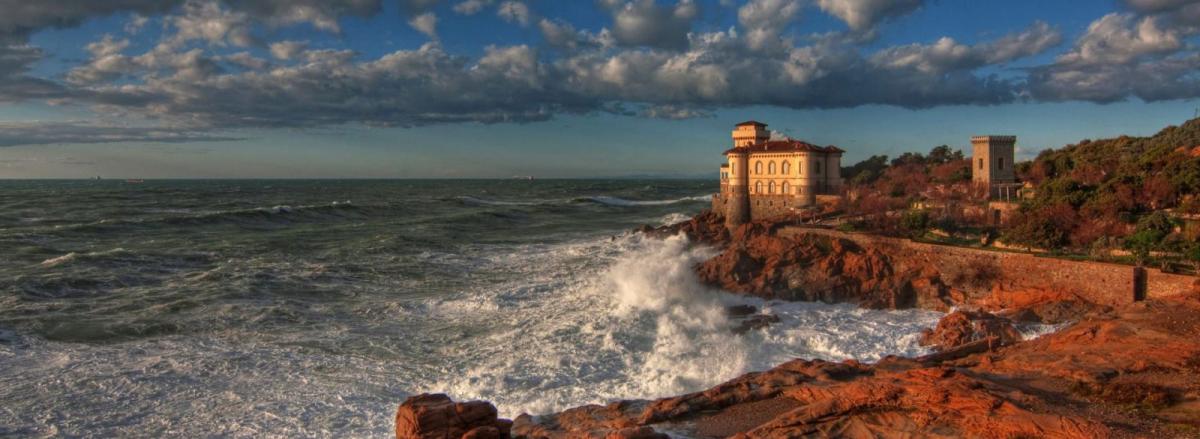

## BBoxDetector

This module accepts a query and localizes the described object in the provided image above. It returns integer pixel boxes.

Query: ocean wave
[573,194,712,207]
[455,196,548,207]
[40,248,129,268]
[61,201,362,231]
[421,233,943,417]
[455,194,712,208]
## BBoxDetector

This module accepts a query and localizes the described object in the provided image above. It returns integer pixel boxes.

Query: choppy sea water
[0,179,945,437]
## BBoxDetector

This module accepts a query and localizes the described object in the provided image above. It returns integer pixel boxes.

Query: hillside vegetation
[840,118,1200,267]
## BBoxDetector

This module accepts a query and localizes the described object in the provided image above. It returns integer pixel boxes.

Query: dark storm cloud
[0,121,240,147]
[601,0,699,50]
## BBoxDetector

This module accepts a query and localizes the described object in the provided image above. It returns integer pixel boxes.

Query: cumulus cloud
[2,0,1199,147]
[0,0,386,39]
[409,12,439,38]
[269,40,309,60]
[1028,11,1200,103]
[870,22,1061,74]
[497,1,533,27]
[738,0,803,52]
[453,0,494,15]
[605,0,699,50]
[816,0,923,32]
[1056,13,1183,66]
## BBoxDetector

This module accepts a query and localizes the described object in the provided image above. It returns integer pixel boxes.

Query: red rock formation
[396,394,513,439]
[919,309,1023,351]
[420,296,1200,438]
[640,209,729,244]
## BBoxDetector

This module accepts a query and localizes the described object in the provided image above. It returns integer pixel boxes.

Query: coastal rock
[731,313,781,335]
[640,210,728,244]
[695,225,945,309]
[494,296,1200,438]
[919,310,1023,351]
[396,394,511,439]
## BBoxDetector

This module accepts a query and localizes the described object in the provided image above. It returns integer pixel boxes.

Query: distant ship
[125,179,145,184]
[512,176,534,180]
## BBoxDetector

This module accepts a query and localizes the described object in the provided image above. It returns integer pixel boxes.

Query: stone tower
[971,135,1016,198]
[724,121,765,229]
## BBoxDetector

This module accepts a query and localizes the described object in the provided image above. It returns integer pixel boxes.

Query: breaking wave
[423,233,943,417]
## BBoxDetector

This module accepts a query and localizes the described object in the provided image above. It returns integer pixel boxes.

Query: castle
[712,121,844,229]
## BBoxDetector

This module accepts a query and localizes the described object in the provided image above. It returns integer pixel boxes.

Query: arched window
[755,181,762,194]
[815,161,822,175]
[781,161,790,175]
[798,162,803,175]
[755,161,763,174]
[768,161,776,174]
[782,181,790,195]
[768,181,775,194]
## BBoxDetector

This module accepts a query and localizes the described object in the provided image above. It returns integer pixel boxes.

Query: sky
[0,0,1199,178]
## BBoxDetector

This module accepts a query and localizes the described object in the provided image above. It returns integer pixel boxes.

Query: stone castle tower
[722,122,765,228]
[971,135,1016,198]
[715,121,844,230]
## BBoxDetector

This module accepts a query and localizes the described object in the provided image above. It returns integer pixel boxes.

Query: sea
[0,179,946,437]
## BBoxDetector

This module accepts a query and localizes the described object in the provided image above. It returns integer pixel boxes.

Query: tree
[1123,212,1175,265]
[900,209,931,238]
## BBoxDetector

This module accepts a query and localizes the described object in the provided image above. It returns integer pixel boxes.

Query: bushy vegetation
[841,144,978,236]
[1003,118,1200,258]
[840,118,1200,268]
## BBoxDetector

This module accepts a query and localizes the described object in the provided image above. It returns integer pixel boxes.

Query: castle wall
[778,227,1197,306]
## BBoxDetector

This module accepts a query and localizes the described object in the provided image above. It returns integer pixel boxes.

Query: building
[971,135,1023,225]
[713,121,844,229]
[971,135,1021,200]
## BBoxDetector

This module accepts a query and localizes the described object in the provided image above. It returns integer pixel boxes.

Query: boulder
[396,394,511,439]
[919,310,1023,351]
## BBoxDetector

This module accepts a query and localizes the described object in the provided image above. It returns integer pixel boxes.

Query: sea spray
[426,233,942,417]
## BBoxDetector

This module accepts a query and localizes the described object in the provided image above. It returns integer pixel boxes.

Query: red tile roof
[724,139,844,155]
[735,120,767,127]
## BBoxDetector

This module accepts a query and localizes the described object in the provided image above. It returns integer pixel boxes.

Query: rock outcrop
[405,295,1200,438]
[662,216,1110,323]
[396,394,513,439]
[919,309,1023,351]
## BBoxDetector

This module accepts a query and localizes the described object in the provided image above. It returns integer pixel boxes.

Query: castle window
[782,181,790,194]
[815,161,822,175]
[768,181,775,194]
[998,157,1004,170]
[781,161,790,174]
[755,161,763,174]
[978,158,984,169]
[755,181,762,194]
[798,162,803,175]
[768,161,776,174]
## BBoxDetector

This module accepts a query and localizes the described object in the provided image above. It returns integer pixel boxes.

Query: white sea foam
[423,233,943,417]
[583,195,712,207]
[3,224,946,436]
[39,248,129,267]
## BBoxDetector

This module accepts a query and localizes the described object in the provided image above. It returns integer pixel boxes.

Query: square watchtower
[972,135,1017,199]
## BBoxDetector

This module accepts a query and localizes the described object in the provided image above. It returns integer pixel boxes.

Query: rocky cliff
[649,211,1111,323]
[398,213,1200,438]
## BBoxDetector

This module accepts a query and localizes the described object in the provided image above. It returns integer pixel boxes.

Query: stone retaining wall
[778,227,1196,306]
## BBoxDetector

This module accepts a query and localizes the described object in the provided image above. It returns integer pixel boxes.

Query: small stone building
[713,121,844,229]
[972,135,1022,225]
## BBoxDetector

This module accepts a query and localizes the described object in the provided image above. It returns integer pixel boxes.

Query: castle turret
[731,121,769,147]
[724,122,762,229]
[725,148,750,229]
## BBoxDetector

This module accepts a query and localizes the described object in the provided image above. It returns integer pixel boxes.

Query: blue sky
[0,0,1198,178]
